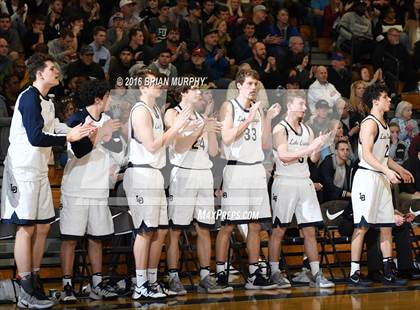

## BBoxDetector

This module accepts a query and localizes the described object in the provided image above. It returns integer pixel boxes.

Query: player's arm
[360,119,401,184]
[262,103,281,150]
[220,100,257,145]
[274,124,317,163]
[388,157,414,183]
[20,92,92,146]
[164,108,204,153]
[67,114,95,159]
[132,106,189,153]
[308,127,321,164]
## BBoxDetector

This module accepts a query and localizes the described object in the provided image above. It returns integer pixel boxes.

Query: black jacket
[319,154,352,202]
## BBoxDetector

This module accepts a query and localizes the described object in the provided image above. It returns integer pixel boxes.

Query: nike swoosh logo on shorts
[326,209,344,221]
[409,207,420,217]
[112,212,123,219]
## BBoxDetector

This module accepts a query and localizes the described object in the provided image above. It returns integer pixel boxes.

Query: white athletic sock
[270,261,280,276]
[350,262,360,276]
[168,269,178,281]
[309,261,320,276]
[136,270,147,287]
[19,271,31,279]
[249,263,259,275]
[216,262,225,274]
[200,267,210,280]
[92,273,102,288]
[147,268,158,284]
[32,268,40,274]
[62,276,72,287]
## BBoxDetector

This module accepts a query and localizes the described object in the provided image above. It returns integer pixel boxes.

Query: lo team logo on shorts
[136,195,144,204]
[359,193,366,201]
[10,183,17,194]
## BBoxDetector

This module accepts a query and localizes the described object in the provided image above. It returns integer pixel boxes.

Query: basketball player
[350,83,414,286]
[0,53,94,308]
[165,84,224,294]
[59,80,123,303]
[123,70,193,300]
[215,69,280,290]
[269,90,335,288]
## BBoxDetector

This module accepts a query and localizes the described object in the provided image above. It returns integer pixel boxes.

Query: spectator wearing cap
[232,20,256,64]
[149,1,175,44]
[0,13,22,53]
[89,26,111,76]
[22,15,47,59]
[48,28,77,71]
[109,46,135,86]
[179,47,215,88]
[45,0,64,41]
[306,99,331,137]
[372,27,417,92]
[66,45,105,82]
[202,0,217,31]
[268,8,300,59]
[308,66,341,114]
[179,1,203,48]
[106,13,127,53]
[169,0,188,28]
[148,48,178,79]
[203,28,230,88]
[140,0,160,28]
[244,41,285,89]
[251,5,270,42]
[109,0,141,30]
[327,52,352,98]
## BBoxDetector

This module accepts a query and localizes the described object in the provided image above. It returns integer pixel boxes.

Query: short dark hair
[32,14,47,24]
[172,74,197,101]
[93,26,107,36]
[76,79,110,108]
[0,13,10,20]
[335,140,349,150]
[235,69,259,85]
[284,89,306,106]
[244,21,255,28]
[60,28,75,39]
[362,83,389,109]
[26,53,55,81]
[133,69,160,89]
[129,27,143,40]
[216,5,229,15]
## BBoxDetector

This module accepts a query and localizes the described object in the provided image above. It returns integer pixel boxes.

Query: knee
[157,229,168,241]
[169,229,182,241]
[35,224,51,236]
[248,223,261,235]
[302,227,316,240]
[88,239,102,247]
[271,227,285,240]
[17,226,35,238]
[220,225,234,236]
[62,240,78,248]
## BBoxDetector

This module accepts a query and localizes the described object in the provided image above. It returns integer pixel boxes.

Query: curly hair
[362,82,389,109]
[26,53,55,81]
[76,79,110,108]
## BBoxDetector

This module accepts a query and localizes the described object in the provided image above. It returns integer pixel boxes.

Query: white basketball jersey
[274,120,311,178]
[127,101,166,169]
[358,114,390,170]
[169,106,212,169]
[222,99,264,163]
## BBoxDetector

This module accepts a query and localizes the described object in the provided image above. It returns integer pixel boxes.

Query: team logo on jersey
[136,195,144,204]
[359,193,366,201]
[379,133,390,139]
[10,183,17,194]
[238,116,246,122]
